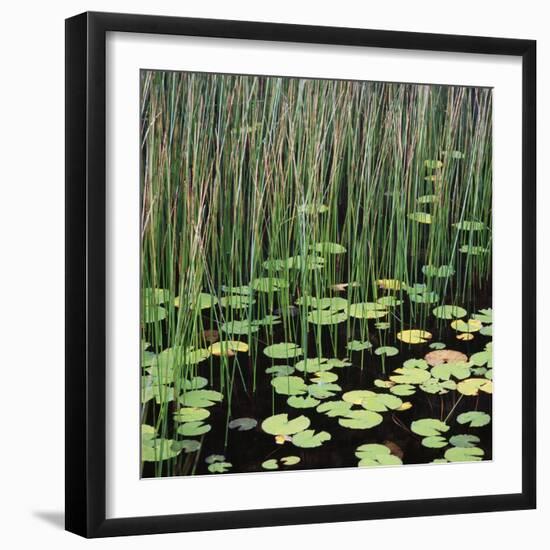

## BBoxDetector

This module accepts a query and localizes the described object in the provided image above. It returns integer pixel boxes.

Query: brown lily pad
[383,440,404,460]
[424,349,468,366]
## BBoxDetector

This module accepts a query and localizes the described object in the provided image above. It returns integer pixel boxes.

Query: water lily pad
[377,279,403,290]
[342,390,376,404]
[411,418,450,437]
[390,384,417,396]
[431,362,471,381]
[420,378,457,395]
[444,447,484,462]
[143,305,167,323]
[397,329,432,344]
[470,348,492,368]
[480,325,492,336]
[171,439,201,453]
[348,302,388,319]
[375,346,399,357]
[221,285,252,296]
[308,296,349,310]
[261,459,279,470]
[143,288,171,305]
[457,411,491,427]
[220,319,259,335]
[443,150,465,159]
[310,242,347,254]
[408,212,432,224]
[208,461,232,473]
[339,410,383,430]
[422,264,455,278]
[456,333,474,341]
[433,305,467,319]
[307,383,342,399]
[408,290,439,304]
[361,393,403,412]
[287,395,320,408]
[376,296,402,307]
[454,220,486,231]
[307,308,348,325]
[263,342,303,359]
[355,443,402,467]
[177,421,211,437]
[403,358,429,369]
[280,455,301,466]
[472,308,493,323]
[429,342,446,350]
[457,378,493,396]
[449,434,481,448]
[451,318,482,333]
[173,407,210,423]
[271,376,308,396]
[292,429,331,448]
[142,438,181,462]
[263,255,325,271]
[316,400,353,417]
[295,357,329,373]
[390,367,430,384]
[219,294,256,309]
[425,159,443,169]
[180,389,223,408]
[424,349,468,366]
[205,454,226,464]
[265,365,295,376]
[310,371,339,384]
[347,340,373,352]
[422,436,448,448]
[228,417,258,431]
[251,277,289,292]
[210,340,249,357]
[375,321,391,330]
[261,414,311,436]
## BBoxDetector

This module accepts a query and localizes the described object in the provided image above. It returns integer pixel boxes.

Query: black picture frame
[65,11,536,538]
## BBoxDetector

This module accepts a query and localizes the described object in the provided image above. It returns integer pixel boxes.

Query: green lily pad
[177,421,211,437]
[431,362,471,381]
[298,203,329,214]
[221,285,252,295]
[472,308,493,323]
[417,194,439,204]
[390,367,431,384]
[228,417,258,431]
[173,407,210,423]
[342,390,375,404]
[316,400,353,417]
[307,382,342,400]
[347,340,373,351]
[375,346,399,357]
[310,371,339,384]
[307,308,348,325]
[433,305,467,319]
[420,378,457,395]
[390,384,417,396]
[181,376,209,391]
[429,342,446,350]
[444,447,484,462]
[411,418,450,437]
[280,455,301,466]
[449,434,481,448]
[361,393,403,412]
[263,255,325,271]
[403,358,429,369]
[143,288,171,305]
[205,454,226,464]
[208,461,232,473]
[263,342,303,359]
[219,294,256,308]
[308,296,349,310]
[171,439,201,453]
[220,319,259,335]
[425,159,443,169]
[422,436,448,448]
[142,438,181,462]
[292,429,331,448]
[310,242,347,254]
[348,302,388,319]
[180,389,223,408]
[356,443,402,467]
[375,321,391,330]
[456,378,492,396]
[339,410,383,430]
[262,459,279,470]
[251,277,289,292]
[295,357,330,373]
[457,411,491,428]
[271,376,308,396]
[261,414,311,436]
[376,296,402,307]
[287,395,321,408]
[143,305,167,323]
[265,365,295,376]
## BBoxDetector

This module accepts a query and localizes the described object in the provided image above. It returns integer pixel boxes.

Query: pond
[140,71,493,478]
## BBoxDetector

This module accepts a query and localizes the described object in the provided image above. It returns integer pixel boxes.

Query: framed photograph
[65,11,536,538]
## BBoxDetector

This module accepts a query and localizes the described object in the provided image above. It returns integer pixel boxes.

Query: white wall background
[0,0,546,546]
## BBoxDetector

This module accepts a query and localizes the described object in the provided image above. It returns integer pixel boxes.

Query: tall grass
[140,71,492,475]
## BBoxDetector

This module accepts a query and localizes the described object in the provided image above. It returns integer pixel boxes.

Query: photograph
[139,70,493,478]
